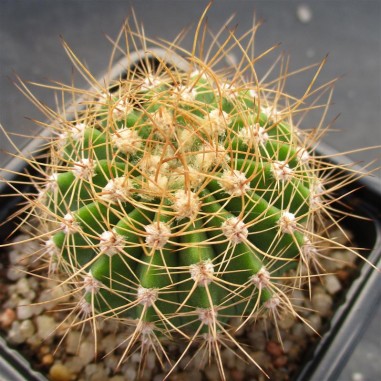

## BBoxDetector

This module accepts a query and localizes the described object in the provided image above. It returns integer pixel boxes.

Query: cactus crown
[5,11,365,380]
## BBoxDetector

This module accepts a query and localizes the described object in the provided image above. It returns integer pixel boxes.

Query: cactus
[2,11,371,381]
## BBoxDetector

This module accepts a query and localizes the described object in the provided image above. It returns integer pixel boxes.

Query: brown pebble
[39,345,51,356]
[49,363,72,381]
[336,269,350,282]
[231,369,244,381]
[287,345,302,361]
[0,308,16,328]
[266,341,283,357]
[41,354,54,366]
[274,355,288,368]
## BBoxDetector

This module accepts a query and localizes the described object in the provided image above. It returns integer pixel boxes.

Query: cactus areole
[9,13,356,379]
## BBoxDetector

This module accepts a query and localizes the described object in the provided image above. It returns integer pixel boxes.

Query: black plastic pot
[1,51,380,381]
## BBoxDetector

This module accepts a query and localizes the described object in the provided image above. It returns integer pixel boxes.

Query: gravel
[0,228,358,381]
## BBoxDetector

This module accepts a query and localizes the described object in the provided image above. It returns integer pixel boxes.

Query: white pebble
[16,278,32,296]
[324,275,342,295]
[100,334,117,354]
[85,364,98,378]
[26,334,42,347]
[7,265,26,281]
[28,303,44,316]
[17,299,34,320]
[19,319,36,340]
[146,351,156,370]
[130,352,141,363]
[36,315,57,340]
[104,355,119,371]
[282,340,294,354]
[7,321,24,344]
[66,331,81,355]
[3,293,20,309]
[352,373,365,381]
[297,4,312,23]
[124,366,137,380]
[38,287,67,311]
[64,356,84,374]
[79,340,96,365]
[306,314,322,334]
[312,293,333,317]
[89,366,109,381]
[292,323,306,339]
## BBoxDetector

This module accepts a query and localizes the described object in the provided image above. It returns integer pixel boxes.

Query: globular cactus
[5,13,356,380]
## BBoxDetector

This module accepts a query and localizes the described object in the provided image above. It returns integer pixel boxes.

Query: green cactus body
[42,66,318,342]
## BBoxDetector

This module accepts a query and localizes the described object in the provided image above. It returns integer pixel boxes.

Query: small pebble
[0,308,16,328]
[42,354,54,366]
[49,363,73,381]
[352,372,365,381]
[306,314,322,335]
[146,351,156,370]
[89,365,108,381]
[288,345,302,361]
[266,341,283,357]
[78,340,95,365]
[128,351,140,363]
[282,340,293,354]
[36,315,57,340]
[204,364,219,381]
[274,355,288,368]
[250,351,272,374]
[123,365,137,380]
[64,356,85,374]
[17,299,34,320]
[336,269,351,282]
[328,250,350,270]
[292,290,306,307]
[187,370,202,381]
[296,4,313,23]
[312,293,333,317]
[26,334,42,347]
[66,331,81,355]
[7,265,26,281]
[19,319,35,340]
[101,334,117,354]
[39,345,51,355]
[104,355,119,370]
[7,321,24,345]
[324,275,342,294]
[221,348,236,368]
[292,322,306,338]
[84,364,98,378]
[231,368,244,381]
[248,329,267,351]
[278,313,295,330]
[3,292,20,309]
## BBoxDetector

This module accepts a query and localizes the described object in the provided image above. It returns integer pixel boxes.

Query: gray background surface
[0,1,380,380]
